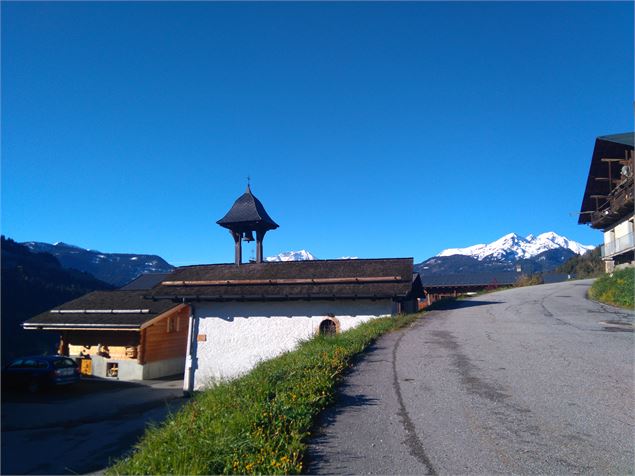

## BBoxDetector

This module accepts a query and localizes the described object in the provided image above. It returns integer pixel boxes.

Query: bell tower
[217,184,279,265]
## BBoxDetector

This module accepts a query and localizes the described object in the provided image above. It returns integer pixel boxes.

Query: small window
[107,362,119,378]
[319,319,337,337]
[167,316,176,333]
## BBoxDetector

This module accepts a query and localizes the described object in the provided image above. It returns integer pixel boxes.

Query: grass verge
[588,268,634,309]
[107,313,420,475]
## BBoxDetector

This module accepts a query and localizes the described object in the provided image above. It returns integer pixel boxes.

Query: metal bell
[242,230,255,242]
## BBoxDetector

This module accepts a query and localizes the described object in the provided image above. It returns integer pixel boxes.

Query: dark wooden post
[138,329,146,364]
[256,230,267,263]
[232,230,242,265]
[58,333,69,356]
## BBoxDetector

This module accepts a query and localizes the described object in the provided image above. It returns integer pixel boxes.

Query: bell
[242,230,255,242]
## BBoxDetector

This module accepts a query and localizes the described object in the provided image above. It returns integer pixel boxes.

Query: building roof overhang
[23,291,181,329]
[578,133,634,229]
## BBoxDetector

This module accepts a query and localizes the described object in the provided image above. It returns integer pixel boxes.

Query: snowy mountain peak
[437,232,593,262]
[52,242,88,250]
[265,250,317,262]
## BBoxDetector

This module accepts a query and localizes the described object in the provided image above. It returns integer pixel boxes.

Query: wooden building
[579,133,634,272]
[23,288,189,380]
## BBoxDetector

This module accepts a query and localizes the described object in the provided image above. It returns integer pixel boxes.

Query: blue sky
[2,2,633,265]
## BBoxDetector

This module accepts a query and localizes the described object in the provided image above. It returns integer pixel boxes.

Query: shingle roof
[120,272,172,290]
[23,291,179,329]
[149,258,417,301]
[598,132,634,147]
[420,272,519,288]
[217,185,279,231]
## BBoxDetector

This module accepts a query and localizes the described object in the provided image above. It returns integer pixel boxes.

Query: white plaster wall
[605,216,635,243]
[142,357,186,380]
[189,299,392,390]
[614,217,634,239]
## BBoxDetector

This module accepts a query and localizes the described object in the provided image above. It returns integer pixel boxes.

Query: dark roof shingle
[120,272,172,290]
[23,291,179,329]
[217,185,279,231]
[150,258,416,301]
[420,272,519,288]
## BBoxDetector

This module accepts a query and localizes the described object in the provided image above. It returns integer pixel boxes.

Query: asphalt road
[308,279,634,475]
[1,376,186,475]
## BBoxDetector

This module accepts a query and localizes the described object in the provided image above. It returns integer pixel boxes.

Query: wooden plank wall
[142,305,190,363]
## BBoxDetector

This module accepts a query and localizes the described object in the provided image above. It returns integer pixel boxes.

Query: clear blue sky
[2,2,633,265]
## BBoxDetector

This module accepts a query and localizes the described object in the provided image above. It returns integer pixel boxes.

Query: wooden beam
[161,276,404,286]
[139,303,187,330]
[601,157,624,162]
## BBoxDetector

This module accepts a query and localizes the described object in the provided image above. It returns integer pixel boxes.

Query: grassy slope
[588,268,634,309]
[108,313,420,475]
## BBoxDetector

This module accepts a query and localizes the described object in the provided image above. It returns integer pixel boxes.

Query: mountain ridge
[23,241,175,287]
[419,231,596,276]
[437,231,593,261]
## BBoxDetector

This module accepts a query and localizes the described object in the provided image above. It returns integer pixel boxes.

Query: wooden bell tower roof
[216,184,279,232]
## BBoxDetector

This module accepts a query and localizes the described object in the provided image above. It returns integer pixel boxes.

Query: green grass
[588,268,634,309]
[107,313,420,475]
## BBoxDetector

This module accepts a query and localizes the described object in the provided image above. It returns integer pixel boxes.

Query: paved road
[308,280,634,475]
[1,376,186,474]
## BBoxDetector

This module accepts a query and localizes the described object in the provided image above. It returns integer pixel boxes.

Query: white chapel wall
[189,299,392,390]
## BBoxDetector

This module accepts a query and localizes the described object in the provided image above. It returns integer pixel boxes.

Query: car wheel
[27,379,40,393]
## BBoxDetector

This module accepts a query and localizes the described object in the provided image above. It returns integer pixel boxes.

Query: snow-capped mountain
[265,250,361,261]
[23,241,174,287]
[437,232,593,262]
[265,250,317,262]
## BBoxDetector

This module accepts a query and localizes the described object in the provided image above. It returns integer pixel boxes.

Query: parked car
[2,355,80,392]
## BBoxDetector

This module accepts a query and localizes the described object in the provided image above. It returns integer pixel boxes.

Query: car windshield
[8,359,49,369]
[52,358,77,369]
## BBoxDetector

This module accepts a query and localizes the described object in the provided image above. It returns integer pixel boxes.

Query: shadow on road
[428,299,503,310]
[307,344,382,472]
[1,377,144,404]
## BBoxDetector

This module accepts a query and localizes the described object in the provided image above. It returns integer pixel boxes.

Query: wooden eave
[161,276,404,286]
[139,303,188,330]
[23,324,140,331]
[23,304,189,332]
[147,294,405,302]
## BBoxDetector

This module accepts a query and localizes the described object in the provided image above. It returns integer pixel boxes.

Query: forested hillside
[555,246,603,278]
[1,236,113,363]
